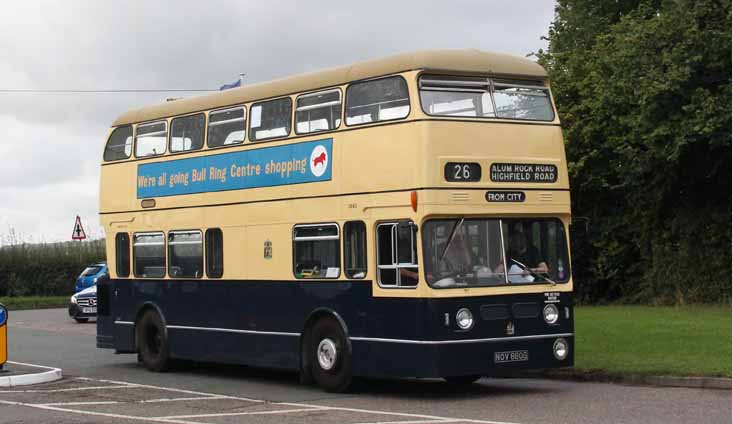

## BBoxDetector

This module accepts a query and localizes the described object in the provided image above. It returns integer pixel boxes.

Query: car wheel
[136,310,170,372]
[309,317,352,393]
[74,317,89,323]
[443,375,482,385]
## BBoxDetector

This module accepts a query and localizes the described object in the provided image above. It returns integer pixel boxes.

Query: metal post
[0,303,7,370]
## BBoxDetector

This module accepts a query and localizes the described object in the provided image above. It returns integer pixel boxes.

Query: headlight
[543,304,559,324]
[455,308,474,330]
[553,338,569,360]
[70,296,77,304]
[93,277,99,283]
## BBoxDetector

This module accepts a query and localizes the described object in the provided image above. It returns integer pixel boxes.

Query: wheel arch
[133,301,168,351]
[299,308,352,380]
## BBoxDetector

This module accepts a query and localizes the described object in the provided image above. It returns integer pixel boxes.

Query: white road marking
[0,400,204,424]
[40,401,121,406]
[0,376,525,424]
[0,385,133,393]
[156,407,329,420]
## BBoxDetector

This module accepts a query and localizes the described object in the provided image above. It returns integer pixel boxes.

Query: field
[575,306,732,377]
[0,296,69,310]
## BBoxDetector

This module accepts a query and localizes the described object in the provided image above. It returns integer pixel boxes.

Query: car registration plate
[494,350,529,363]
[82,307,97,314]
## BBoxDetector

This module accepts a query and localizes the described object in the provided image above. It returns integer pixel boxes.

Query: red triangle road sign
[72,215,87,240]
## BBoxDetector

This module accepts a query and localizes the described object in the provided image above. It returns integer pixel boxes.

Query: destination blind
[490,163,558,183]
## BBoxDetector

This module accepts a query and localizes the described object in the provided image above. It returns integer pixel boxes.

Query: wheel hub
[317,338,338,371]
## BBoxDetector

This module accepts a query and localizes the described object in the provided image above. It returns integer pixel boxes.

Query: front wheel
[136,310,170,372]
[309,317,352,393]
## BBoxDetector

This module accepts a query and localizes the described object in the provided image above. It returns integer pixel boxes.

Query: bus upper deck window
[345,76,410,125]
[296,89,342,134]
[419,75,555,122]
[170,113,205,153]
[103,126,133,161]
[208,107,246,147]
[135,121,167,157]
[249,97,292,141]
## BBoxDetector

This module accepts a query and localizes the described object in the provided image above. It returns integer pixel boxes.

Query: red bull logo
[309,145,328,177]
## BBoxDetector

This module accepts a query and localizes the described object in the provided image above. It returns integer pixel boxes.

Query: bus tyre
[137,310,170,372]
[444,375,482,385]
[309,317,352,393]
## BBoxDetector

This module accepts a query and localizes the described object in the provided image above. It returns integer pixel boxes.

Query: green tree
[537,0,732,304]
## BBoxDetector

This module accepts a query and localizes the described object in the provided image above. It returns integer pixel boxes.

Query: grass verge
[575,306,732,378]
[0,296,69,311]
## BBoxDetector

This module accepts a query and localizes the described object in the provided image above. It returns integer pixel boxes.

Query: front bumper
[68,301,97,319]
[352,333,574,378]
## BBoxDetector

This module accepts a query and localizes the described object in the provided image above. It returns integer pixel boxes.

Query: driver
[504,231,549,282]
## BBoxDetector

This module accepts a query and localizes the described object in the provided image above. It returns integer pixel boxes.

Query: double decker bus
[96,49,574,392]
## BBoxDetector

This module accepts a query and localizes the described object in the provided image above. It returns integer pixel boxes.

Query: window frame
[205,228,224,278]
[344,75,411,127]
[167,229,204,279]
[169,113,206,154]
[103,125,133,162]
[207,105,247,148]
[343,221,367,279]
[132,231,166,279]
[134,120,168,158]
[292,222,341,279]
[295,88,343,135]
[115,232,130,278]
[248,96,293,142]
[418,73,556,122]
[376,221,419,288]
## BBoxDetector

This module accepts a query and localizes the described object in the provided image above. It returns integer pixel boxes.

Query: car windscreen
[80,266,102,277]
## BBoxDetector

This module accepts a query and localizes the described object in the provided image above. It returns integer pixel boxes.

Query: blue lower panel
[97,279,574,378]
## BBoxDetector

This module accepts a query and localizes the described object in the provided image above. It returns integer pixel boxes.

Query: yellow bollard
[0,303,6,369]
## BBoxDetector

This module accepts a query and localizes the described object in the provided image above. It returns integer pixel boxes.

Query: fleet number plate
[82,307,97,314]
[494,350,529,363]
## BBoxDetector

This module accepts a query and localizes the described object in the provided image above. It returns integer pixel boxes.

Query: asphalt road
[1,308,730,424]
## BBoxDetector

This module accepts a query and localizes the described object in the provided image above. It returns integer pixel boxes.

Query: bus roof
[112,49,548,127]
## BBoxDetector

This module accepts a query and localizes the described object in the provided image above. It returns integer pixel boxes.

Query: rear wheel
[136,310,170,372]
[309,317,352,393]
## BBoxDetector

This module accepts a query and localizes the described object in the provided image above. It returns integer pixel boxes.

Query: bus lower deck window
[377,222,418,287]
[133,232,165,278]
[344,221,366,279]
[293,224,340,279]
[168,231,203,278]
[206,228,224,278]
[115,233,130,278]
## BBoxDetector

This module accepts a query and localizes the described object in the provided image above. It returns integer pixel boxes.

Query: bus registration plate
[494,350,529,363]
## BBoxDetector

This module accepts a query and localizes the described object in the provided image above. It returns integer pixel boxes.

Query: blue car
[74,263,107,293]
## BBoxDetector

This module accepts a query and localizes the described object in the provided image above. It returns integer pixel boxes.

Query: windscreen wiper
[439,217,464,262]
[510,258,557,286]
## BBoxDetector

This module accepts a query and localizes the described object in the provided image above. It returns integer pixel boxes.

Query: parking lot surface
[2,309,731,423]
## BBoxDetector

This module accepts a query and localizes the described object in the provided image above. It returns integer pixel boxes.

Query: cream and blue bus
[96,49,574,392]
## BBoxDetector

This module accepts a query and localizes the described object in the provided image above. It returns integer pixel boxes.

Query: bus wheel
[444,375,482,385]
[137,310,169,372]
[309,317,352,393]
